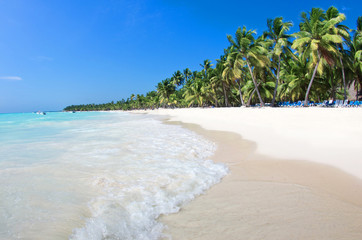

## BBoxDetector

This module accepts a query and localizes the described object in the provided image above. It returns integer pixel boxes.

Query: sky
[0,0,360,113]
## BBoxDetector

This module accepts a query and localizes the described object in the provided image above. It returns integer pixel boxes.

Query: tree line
[64,6,362,111]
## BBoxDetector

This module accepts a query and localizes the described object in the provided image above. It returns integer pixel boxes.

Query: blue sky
[0,0,360,113]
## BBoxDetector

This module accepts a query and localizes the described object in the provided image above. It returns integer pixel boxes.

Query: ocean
[0,111,228,240]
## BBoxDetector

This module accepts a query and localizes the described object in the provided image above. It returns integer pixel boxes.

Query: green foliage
[64,6,360,112]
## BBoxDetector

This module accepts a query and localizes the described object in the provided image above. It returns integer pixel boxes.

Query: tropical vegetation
[64,6,361,111]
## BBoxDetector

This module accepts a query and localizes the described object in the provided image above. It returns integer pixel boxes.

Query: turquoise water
[0,111,227,239]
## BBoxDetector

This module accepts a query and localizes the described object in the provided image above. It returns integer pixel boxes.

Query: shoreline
[134,107,362,239]
[141,107,362,180]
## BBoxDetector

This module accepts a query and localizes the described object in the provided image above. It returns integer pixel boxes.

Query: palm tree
[326,6,351,100]
[209,61,228,107]
[242,80,262,106]
[156,78,175,107]
[227,26,269,106]
[172,70,184,87]
[279,54,313,102]
[263,17,293,106]
[183,78,207,107]
[223,49,246,106]
[145,91,158,109]
[292,8,346,106]
[183,68,192,85]
[200,59,214,79]
[351,16,362,99]
[130,93,135,101]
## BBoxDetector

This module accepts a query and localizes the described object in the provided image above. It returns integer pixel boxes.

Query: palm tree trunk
[339,56,347,100]
[246,82,260,106]
[271,55,281,107]
[197,94,202,107]
[332,86,337,101]
[357,80,359,100]
[222,82,229,107]
[304,57,321,106]
[246,59,264,106]
[331,71,336,101]
[247,88,257,106]
[237,79,245,106]
[212,86,219,107]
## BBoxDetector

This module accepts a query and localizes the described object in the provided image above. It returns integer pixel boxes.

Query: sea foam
[0,112,228,239]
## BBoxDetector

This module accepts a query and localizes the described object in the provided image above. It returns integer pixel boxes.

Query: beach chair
[339,100,344,107]
[330,100,336,107]
[343,99,349,107]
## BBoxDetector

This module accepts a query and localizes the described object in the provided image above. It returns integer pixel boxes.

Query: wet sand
[160,123,362,240]
[135,107,362,240]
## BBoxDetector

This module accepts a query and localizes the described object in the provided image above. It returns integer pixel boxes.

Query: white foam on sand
[143,107,362,180]
[138,107,362,240]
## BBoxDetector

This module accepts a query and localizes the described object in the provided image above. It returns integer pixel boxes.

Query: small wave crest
[70,115,228,240]
[0,112,228,240]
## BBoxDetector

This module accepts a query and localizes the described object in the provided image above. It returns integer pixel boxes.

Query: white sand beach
[147,107,362,180]
[139,107,362,240]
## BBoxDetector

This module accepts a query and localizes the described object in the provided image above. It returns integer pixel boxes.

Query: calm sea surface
[0,111,227,240]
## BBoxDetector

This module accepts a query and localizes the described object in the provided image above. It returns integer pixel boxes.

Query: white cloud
[0,76,23,81]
